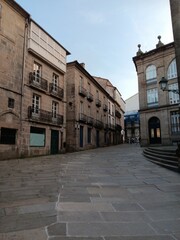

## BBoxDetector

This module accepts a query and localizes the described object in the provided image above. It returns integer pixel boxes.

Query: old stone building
[66,61,124,152]
[0,0,30,159]
[0,0,70,159]
[133,37,179,146]
[21,19,70,157]
[94,76,125,144]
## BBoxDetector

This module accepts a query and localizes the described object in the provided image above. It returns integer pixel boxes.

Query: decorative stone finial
[136,44,143,56]
[156,35,164,48]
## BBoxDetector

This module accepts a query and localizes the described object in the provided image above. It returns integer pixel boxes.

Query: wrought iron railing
[94,120,103,129]
[79,86,87,97]
[79,113,87,122]
[96,99,101,107]
[103,104,108,112]
[87,116,94,125]
[28,106,63,125]
[87,92,93,102]
[115,110,121,118]
[49,83,64,100]
[29,72,48,91]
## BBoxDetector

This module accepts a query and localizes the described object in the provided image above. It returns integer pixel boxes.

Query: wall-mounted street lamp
[159,77,179,95]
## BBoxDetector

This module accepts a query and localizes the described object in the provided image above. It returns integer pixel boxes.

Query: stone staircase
[143,146,180,172]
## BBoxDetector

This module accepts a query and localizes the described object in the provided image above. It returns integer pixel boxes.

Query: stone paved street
[0,144,180,239]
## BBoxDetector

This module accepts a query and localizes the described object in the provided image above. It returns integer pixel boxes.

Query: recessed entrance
[148,117,161,144]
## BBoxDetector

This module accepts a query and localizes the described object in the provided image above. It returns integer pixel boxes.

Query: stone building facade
[133,38,179,146]
[66,61,124,152]
[0,0,30,159]
[0,0,124,159]
[0,0,69,159]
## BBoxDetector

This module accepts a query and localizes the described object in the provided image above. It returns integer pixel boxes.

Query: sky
[15,0,174,100]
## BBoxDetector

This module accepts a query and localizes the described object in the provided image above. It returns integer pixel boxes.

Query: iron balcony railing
[115,110,121,118]
[49,83,64,100]
[28,106,63,125]
[103,104,108,112]
[115,124,122,131]
[87,116,94,125]
[29,72,48,92]
[95,99,101,107]
[108,123,115,130]
[79,113,87,123]
[79,86,87,97]
[94,120,103,129]
[87,92,93,102]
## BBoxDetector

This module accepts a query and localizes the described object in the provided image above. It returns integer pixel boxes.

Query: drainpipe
[19,18,29,158]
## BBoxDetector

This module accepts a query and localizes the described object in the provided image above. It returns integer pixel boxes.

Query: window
[171,111,180,134]
[80,76,83,87]
[146,65,157,83]
[169,83,179,104]
[88,83,91,92]
[52,73,58,92]
[0,4,2,31]
[167,59,177,79]
[80,101,84,114]
[88,106,91,116]
[52,101,58,118]
[0,128,17,144]
[8,98,15,108]
[30,127,45,147]
[96,90,99,99]
[32,94,40,114]
[147,88,158,107]
[87,127,91,144]
[33,62,41,83]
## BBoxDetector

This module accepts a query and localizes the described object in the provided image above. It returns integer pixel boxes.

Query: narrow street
[0,144,180,239]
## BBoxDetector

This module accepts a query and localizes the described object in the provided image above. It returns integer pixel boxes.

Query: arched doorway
[148,117,161,144]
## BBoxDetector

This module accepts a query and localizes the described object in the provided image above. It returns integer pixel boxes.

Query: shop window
[30,127,45,147]
[0,128,16,144]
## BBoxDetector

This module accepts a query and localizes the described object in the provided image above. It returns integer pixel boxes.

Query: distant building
[66,62,124,152]
[133,37,179,146]
[124,93,140,142]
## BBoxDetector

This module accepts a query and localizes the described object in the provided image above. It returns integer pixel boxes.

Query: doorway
[51,130,59,154]
[80,126,83,148]
[148,117,161,144]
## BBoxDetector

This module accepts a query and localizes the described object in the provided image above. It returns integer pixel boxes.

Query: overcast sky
[16,0,173,100]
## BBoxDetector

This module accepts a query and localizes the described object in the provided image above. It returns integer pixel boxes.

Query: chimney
[80,63,85,68]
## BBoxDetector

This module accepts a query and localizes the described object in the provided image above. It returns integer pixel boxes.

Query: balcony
[115,110,121,118]
[49,83,64,100]
[79,86,87,97]
[94,120,103,129]
[108,123,115,130]
[28,106,63,125]
[116,124,122,131]
[87,116,94,126]
[79,113,87,123]
[103,104,108,112]
[29,72,48,92]
[87,92,93,102]
[96,99,101,107]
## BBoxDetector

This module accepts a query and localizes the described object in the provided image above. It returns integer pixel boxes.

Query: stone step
[143,147,180,172]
